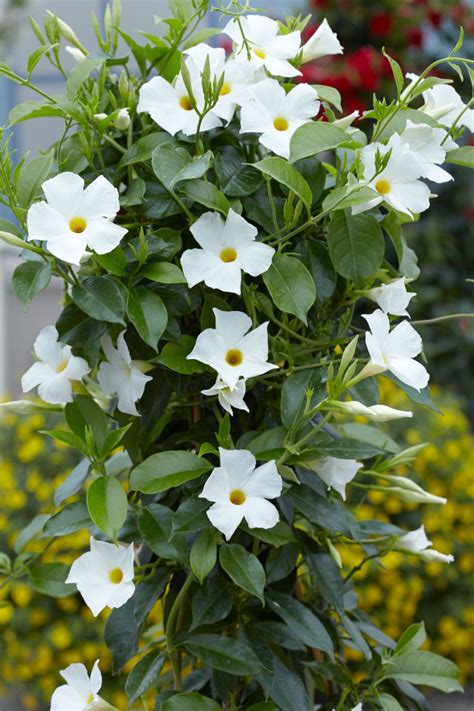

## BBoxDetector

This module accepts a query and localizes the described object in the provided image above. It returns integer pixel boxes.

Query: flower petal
[237,242,274,277]
[214,309,252,345]
[60,662,92,698]
[38,373,74,404]
[244,498,280,530]
[27,202,68,242]
[190,211,225,251]
[387,356,429,391]
[21,362,55,393]
[206,501,244,540]
[85,218,127,255]
[41,172,85,216]
[45,231,88,265]
[245,460,282,499]
[220,447,256,488]
[79,175,120,218]
[386,320,422,358]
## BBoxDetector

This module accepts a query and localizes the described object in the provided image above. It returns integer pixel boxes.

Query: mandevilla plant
[0,0,473,709]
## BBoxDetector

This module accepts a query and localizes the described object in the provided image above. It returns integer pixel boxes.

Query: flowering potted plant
[0,0,473,708]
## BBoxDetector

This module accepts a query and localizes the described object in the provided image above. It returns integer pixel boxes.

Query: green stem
[165,571,194,690]
[412,312,474,326]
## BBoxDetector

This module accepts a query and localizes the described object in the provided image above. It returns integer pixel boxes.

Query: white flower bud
[395,525,454,564]
[94,113,108,122]
[114,108,131,131]
[301,19,343,63]
[335,399,413,422]
[65,45,86,62]
[56,16,82,46]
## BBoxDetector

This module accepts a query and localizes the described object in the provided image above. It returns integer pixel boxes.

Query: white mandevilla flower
[21,325,90,405]
[398,120,452,183]
[223,15,301,78]
[65,45,86,62]
[184,44,258,123]
[421,83,474,133]
[181,208,274,294]
[199,448,282,540]
[395,525,454,563]
[114,108,130,130]
[240,78,320,159]
[308,456,362,500]
[300,19,343,63]
[137,57,221,136]
[27,172,127,265]
[50,659,111,711]
[97,332,152,416]
[201,377,249,416]
[361,310,430,391]
[187,308,277,388]
[366,277,416,317]
[66,537,135,617]
[336,400,413,422]
[353,134,430,218]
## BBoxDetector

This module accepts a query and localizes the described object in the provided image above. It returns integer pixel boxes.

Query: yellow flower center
[86,693,95,705]
[220,247,237,263]
[273,117,289,132]
[220,82,232,96]
[229,489,246,505]
[375,178,391,195]
[225,349,243,367]
[179,95,193,111]
[56,359,69,373]
[109,567,124,584]
[254,48,266,59]
[69,216,87,234]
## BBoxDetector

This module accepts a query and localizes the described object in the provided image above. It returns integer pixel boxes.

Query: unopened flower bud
[65,45,86,62]
[114,108,131,131]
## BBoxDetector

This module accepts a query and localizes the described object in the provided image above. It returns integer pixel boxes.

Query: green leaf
[244,521,296,546]
[130,451,211,494]
[288,485,355,536]
[181,179,230,215]
[14,514,50,553]
[312,84,342,112]
[138,505,185,560]
[66,57,104,100]
[12,261,52,310]
[190,529,217,584]
[378,693,404,711]
[184,634,263,676]
[54,459,90,506]
[266,590,334,657]
[29,563,73,598]
[172,497,209,534]
[290,122,349,163]
[263,254,316,325]
[27,44,59,76]
[383,373,442,414]
[161,692,222,711]
[105,597,139,673]
[42,428,89,454]
[119,132,171,166]
[191,574,233,629]
[383,212,419,280]
[253,157,313,211]
[56,303,107,346]
[127,287,168,350]
[382,49,404,96]
[9,100,65,126]
[152,143,192,190]
[158,335,204,375]
[305,551,344,614]
[307,436,385,459]
[87,476,128,538]
[72,277,127,325]
[446,146,474,169]
[384,651,463,693]
[73,394,108,451]
[102,424,133,456]
[281,369,321,430]
[16,149,54,209]
[219,544,266,604]
[94,246,128,276]
[42,502,91,538]
[215,146,263,197]
[125,650,165,706]
[327,210,384,281]
[141,262,187,284]
[394,622,427,657]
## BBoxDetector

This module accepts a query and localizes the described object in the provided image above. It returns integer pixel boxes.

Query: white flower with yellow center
[395,525,454,563]
[184,44,258,123]
[50,660,113,710]
[366,277,416,317]
[199,448,282,540]
[308,456,362,500]
[361,310,429,392]
[97,332,152,416]
[300,19,343,63]
[353,135,430,218]
[201,377,249,416]
[66,537,135,617]
[187,308,277,388]
[240,78,320,158]
[137,56,222,136]
[223,15,302,78]
[398,120,452,183]
[27,172,127,265]
[181,208,274,294]
[21,325,90,405]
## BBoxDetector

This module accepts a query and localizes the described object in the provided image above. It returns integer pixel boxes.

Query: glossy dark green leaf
[219,544,266,604]
[86,476,128,538]
[72,277,127,325]
[266,590,334,657]
[184,634,263,675]
[263,254,315,325]
[125,650,165,706]
[190,529,217,584]
[327,210,384,281]
[13,261,52,310]
[130,451,211,494]
[127,287,168,350]
[191,574,233,629]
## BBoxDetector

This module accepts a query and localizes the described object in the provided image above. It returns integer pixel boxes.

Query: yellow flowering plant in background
[339,380,474,683]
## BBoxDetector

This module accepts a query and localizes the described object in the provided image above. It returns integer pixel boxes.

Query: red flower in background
[370,13,394,37]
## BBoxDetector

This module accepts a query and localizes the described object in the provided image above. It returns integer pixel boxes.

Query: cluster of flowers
[11,10,471,708]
